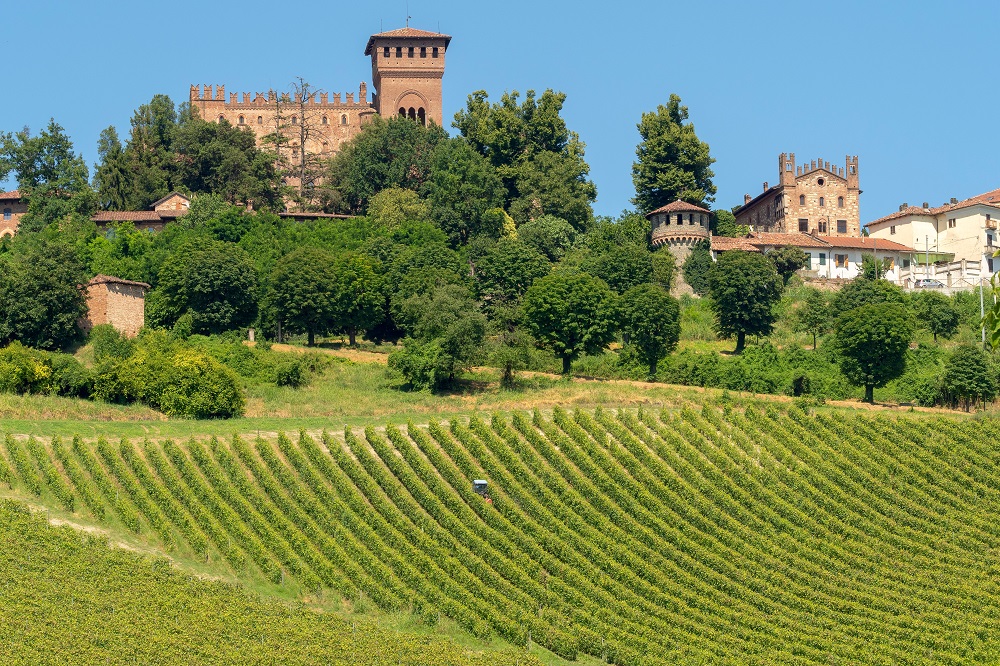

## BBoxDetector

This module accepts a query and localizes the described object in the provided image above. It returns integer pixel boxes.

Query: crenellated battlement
[189,82,373,108]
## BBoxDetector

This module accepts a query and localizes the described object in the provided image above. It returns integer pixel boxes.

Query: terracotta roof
[88,274,151,290]
[0,190,22,201]
[277,211,356,220]
[365,27,451,54]
[749,231,830,248]
[645,199,711,217]
[710,236,761,252]
[815,236,915,252]
[92,211,164,222]
[867,187,1000,227]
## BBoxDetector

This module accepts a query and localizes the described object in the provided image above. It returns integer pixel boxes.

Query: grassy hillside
[3,403,999,664]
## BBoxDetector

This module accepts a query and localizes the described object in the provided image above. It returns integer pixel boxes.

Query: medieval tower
[190,26,451,161]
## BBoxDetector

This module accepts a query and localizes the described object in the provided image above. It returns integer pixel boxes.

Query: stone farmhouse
[190,26,451,163]
[92,192,191,233]
[735,153,861,237]
[866,187,1000,288]
[0,191,27,238]
[80,275,150,338]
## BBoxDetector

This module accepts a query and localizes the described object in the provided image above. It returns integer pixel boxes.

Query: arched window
[838,196,844,208]
[218,115,225,123]
[322,115,328,125]
[819,197,825,207]
[341,114,348,125]
[399,108,406,117]
[291,116,297,125]
[417,108,426,125]
[799,194,805,205]
[818,220,828,233]
[322,141,329,151]
[238,115,245,125]
[257,116,263,125]
[408,107,416,120]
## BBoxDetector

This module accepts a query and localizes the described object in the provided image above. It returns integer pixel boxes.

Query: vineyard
[3,404,1000,664]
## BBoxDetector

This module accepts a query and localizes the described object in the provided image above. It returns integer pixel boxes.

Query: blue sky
[3,0,998,222]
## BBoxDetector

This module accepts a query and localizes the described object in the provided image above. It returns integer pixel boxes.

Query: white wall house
[866,188,1000,288]
[711,232,915,282]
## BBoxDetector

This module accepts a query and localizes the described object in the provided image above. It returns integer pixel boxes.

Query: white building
[866,188,1000,288]
[711,232,916,282]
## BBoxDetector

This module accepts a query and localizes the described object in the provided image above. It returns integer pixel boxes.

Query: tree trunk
[735,331,746,354]
[812,332,817,350]
[349,328,357,346]
[307,330,315,347]
[649,358,658,380]
[562,356,572,375]
[865,384,874,403]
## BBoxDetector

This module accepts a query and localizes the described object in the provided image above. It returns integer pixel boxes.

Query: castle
[189,27,451,163]
[735,153,861,236]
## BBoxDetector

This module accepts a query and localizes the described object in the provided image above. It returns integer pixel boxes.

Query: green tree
[942,344,997,410]
[523,272,617,374]
[708,251,784,353]
[454,89,596,230]
[712,209,749,238]
[154,239,258,335]
[517,215,576,262]
[121,94,180,209]
[651,247,677,292]
[682,240,713,296]
[767,246,809,284]
[0,242,88,350]
[328,115,447,214]
[423,138,505,245]
[475,238,550,307]
[0,119,96,231]
[795,287,829,350]
[581,244,653,294]
[911,290,960,342]
[88,222,153,282]
[631,93,716,213]
[835,302,914,403]
[93,127,131,210]
[270,247,339,346]
[830,277,905,321]
[365,187,430,230]
[619,284,680,377]
[331,253,384,346]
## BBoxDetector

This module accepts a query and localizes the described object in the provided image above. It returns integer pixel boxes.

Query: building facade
[735,153,861,237]
[190,27,450,162]
[92,192,191,233]
[0,191,27,237]
[866,188,1000,285]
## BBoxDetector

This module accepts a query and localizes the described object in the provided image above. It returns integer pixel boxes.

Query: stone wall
[82,281,147,338]
[0,198,27,237]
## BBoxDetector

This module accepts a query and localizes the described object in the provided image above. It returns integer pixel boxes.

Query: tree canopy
[835,302,914,403]
[632,94,716,213]
[708,251,784,353]
[619,284,680,377]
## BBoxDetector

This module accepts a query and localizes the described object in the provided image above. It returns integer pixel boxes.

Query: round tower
[365,27,451,126]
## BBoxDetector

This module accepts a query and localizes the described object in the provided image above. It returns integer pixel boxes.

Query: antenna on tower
[406,2,410,26]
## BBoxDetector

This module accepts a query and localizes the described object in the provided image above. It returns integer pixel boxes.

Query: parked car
[914,279,945,288]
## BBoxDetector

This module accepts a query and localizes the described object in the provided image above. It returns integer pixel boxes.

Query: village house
[865,187,1000,288]
[92,192,191,232]
[0,191,28,237]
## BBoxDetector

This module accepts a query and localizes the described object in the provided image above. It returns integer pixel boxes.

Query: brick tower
[365,27,451,126]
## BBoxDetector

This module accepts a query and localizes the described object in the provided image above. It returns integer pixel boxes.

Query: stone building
[647,199,711,262]
[81,275,150,338]
[0,191,28,237]
[735,153,860,236]
[91,192,190,233]
[190,27,451,163]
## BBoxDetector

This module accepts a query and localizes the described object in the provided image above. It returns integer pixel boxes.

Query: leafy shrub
[48,353,94,398]
[388,338,456,391]
[89,324,135,363]
[275,361,306,388]
[0,343,53,394]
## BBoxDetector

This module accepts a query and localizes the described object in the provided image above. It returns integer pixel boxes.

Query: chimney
[922,202,929,210]
[763,182,769,192]
[950,197,958,204]
[744,193,752,205]
[899,203,908,211]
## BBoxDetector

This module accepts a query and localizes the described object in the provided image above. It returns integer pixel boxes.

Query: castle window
[399,108,406,117]
[291,116,297,125]
[817,178,825,186]
[322,141,329,151]
[838,196,844,208]
[322,116,328,125]
[837,219,847,234]
[818,220,828,233]
[433,47,439,58]
[408,46,414,57]
[677,214,683,225]
[819,197,825,207]
[384,46,390,58]
[238,115,245,125]
[408,107,416,120]
[890,225,896,235]
[257,116,263,124]
[417,107,426,125]
[218,115,225,123]
[420,46,427,58]
[341,114,348,124]
[396,46,403,57]
[2,208,10,221]
[849,165,856,175]
[798,218,809,232]
[799,194,805,205]
[786,162,792,171]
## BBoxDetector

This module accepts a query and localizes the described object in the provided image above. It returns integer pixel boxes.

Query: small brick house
[0,190,28,238]
[91,192,190,233]
[81,275,150,338]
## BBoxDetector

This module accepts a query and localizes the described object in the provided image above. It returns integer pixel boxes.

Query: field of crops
[3,404,1000,664]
